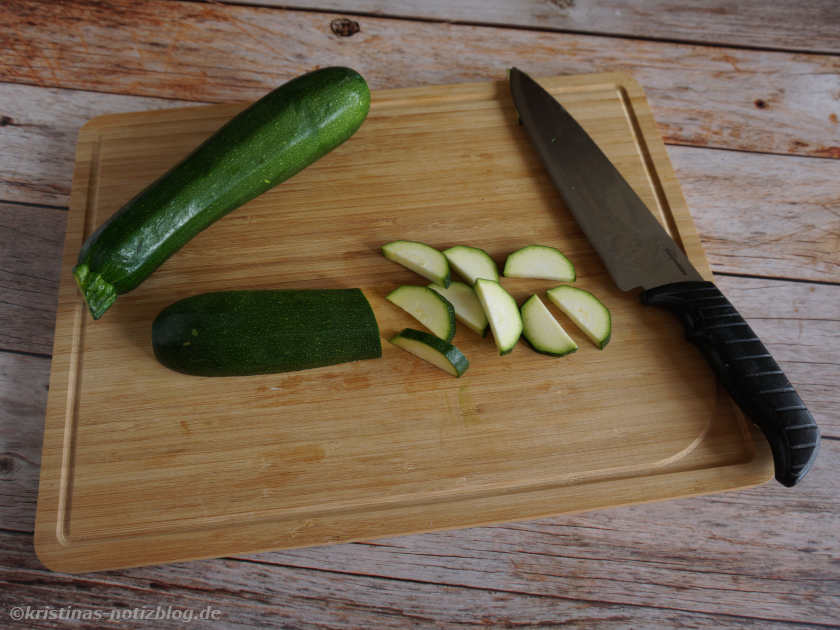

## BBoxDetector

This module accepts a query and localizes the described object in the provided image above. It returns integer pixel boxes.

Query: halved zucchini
[503,245,575,282]
[520,294,578,356]
[546,285,611,349]
[443,245,499,285]
[474,278,523,355]
[386,285,456,342]
[382,240,450,287]
[428,281,488,336]
[389,328,469,377]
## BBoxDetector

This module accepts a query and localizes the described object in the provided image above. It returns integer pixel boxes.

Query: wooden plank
[2,0,839,157]
[0,352,49,533]
[0,82,194,206]
[670,146,840,283]
[0,203,66,355]
[243,0,840,54]
[0,528,826,629]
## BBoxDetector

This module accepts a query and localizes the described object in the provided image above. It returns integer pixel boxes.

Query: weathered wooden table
[1,1,838,627]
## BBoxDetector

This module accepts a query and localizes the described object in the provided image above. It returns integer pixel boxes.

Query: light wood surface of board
[34,74,772,573]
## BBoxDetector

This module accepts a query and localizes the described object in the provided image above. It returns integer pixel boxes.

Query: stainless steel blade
[509,68,703,291]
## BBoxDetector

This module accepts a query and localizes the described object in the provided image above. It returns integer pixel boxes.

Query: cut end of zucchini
[546,286,611,349]
[389,328,469,377]
[443,245,499,285]
[382,240,451,287]
[73,263,117,320]
[520,294,578,357]
[503,245,576,282]
[474,278,523,355]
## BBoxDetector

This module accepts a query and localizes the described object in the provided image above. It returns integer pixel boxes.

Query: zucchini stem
[73,263,117,320]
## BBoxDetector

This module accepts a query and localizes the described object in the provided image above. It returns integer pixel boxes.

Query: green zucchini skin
[75,67,371,319]
[152,289,382,377]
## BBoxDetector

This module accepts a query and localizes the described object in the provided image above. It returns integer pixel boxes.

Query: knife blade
[509,68,819,487]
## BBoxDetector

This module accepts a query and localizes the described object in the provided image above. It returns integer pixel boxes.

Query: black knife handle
[640,281,819,487]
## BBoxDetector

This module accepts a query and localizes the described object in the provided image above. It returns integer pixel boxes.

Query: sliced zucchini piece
[443,245,499,284]
[474,278,523,355]
[428,281,488,336]
[503,245,575,281]
[389,328,470,377]
[386,285,456,342]
[546,285,611,349]
[382,240,450,287]
[520,294,578,356]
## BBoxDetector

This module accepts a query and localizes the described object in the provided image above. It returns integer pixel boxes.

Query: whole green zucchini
[152,289,381,376]
[74,67,371,319]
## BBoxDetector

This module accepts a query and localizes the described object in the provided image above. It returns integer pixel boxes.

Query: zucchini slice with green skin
[386,285,456,342]
[520,294,578,356]
[382,240,450,287]
[75,67,371,319]
[428,281,488,336]
[389,328,469,377]
[546,285,612,349]
[443,245,499,285]
[474,278,523,355]
[503,245,575,282]
[152,289,381,376]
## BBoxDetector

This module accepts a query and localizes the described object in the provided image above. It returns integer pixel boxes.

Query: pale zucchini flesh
[382,240,450,287]
[520,294,578,356]
[443,245,499,284]
[474,278,523,355]
[504,245,575,282]
[386,285,456,342]
[389,328,469,377]
[547,285,611,349]
[428,281,488,336]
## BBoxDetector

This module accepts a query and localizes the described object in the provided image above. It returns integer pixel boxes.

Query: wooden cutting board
[36,73,774,573]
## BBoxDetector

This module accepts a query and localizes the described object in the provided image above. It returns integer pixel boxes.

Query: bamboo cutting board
[36,73,774,573]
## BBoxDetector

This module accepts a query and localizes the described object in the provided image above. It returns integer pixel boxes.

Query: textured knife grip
[641,281,819,487]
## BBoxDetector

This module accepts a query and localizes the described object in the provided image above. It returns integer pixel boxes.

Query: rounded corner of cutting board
[32,524,74,574]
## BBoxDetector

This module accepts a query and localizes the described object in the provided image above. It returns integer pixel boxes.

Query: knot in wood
[331,17,360,37]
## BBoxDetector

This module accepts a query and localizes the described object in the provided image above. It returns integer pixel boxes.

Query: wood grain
[0,82,195,206]
[256,437,840,625]
[34,74,783,572]
[5,428,840,625]
[1,276,834,537]
[670,146,840,283]
[0,202,66,355]
[0,352,49,533]
[247,0,840,54]
[0,527,831,630]
[3,431,839,625]
[2,0,840,157]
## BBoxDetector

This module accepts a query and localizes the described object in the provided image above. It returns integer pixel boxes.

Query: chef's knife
[509,68,819,487]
